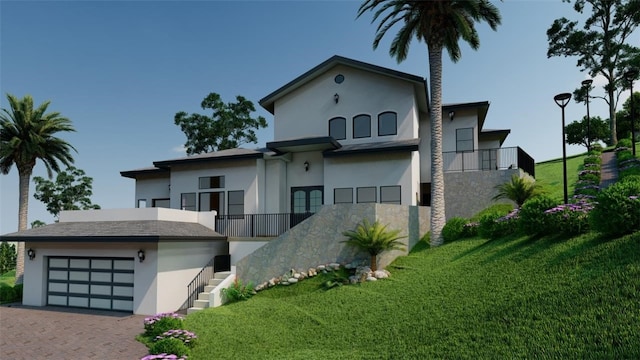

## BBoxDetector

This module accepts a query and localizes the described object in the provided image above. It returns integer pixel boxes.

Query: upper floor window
[329,117,346,140]
[380,186,401,204]
[353,114,371,138]
[357,187,376,203]
[228,190,245,216]
[181,193,196,211]
[334,188,353,204]
[456,128,474,152]
[199,176,225,189]
[378,112,397,136]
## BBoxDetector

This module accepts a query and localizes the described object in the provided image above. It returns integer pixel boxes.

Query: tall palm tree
[358,0,501,246]
[0,94,76,283]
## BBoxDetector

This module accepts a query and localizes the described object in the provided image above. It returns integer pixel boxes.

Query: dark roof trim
[259,55,426,114]
[323,139,420,158]
[266,136,342,154]
[7,236,228,243]
[120,167,168,179]
[153,152,263,168]
[443,101,490,130]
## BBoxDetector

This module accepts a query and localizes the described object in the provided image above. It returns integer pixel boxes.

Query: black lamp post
[555,92,572,204]
[624,68,638,157]
[582,79,593,151]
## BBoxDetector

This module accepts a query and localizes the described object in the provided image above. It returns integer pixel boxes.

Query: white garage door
[47,257,134,312]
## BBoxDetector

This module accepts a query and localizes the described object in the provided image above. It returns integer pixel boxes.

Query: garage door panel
[47,256,134,312]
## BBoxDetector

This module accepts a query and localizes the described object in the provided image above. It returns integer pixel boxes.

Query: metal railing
[442,146,535,177]
[179,254,231,311]
[215,212,314,237]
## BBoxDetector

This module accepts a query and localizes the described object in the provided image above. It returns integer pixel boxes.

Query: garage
[46,256,135,311]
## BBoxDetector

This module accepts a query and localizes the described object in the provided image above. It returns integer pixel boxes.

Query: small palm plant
[341,219,406,271]
[492,174,545,207]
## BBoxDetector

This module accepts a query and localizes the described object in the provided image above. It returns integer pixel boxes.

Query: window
[334,74,345,84]
[199,176,225,189]
[152,198,170,208]
[329,117,346,140]
[353,114,371,138]
[481,149,497,170]
[357,187,376,203]
[228,191,244,216]
[137,199,146,208]
[334,188,353,204]
[199,192,224,214]
[181,193,196,211]
[378,112,397,136]
[456,128,474,152]
[380,186,401,204]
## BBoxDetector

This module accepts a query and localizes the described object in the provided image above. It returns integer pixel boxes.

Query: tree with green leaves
[174,92,268,155]
[565,115,610,150]
[33,166,100,219]
[342,219,406,271]
[0,241,16,275]
[615,91,640,141]
[30,220,46,228]
[547,0,640,145]
[492,174,545,208]
[357,0,501,246]
[0,94,76,284]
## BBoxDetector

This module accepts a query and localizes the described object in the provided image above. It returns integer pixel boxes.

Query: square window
[380,186,401,204]
[357,187,376,203]
[199,176,225,189]
[334,188,353,204]
[456,128,474,152]
[181,193,196,211]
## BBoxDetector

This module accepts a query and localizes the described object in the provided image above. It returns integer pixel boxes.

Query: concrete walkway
[0,303,148,360]
[599,151,619,189]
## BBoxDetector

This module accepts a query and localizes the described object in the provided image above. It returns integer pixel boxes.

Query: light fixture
[554,92,572,205]
[304,161,309,172]
[624,68,638,157]
[449,111,455,121]
[137,249,146,263]
[27,248,35,260]
[334,93,339,104]
[582,79,593,151]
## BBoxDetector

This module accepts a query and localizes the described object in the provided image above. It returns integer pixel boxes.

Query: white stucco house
[1,55,535,315]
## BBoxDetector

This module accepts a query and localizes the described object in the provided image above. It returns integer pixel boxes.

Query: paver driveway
[0,303,148,359]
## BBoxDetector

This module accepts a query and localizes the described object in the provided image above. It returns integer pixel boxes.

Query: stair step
[187,307,203,315]
[208,278,224,286]
[198,292,210,301]
[214,271,232,279]
[204,285,216,292]
[193,299,209,309]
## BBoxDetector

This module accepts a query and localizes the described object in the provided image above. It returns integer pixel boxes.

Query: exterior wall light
[27,248,35,260]
[334,93,339,104]
[304,161,309,172]
[449,111,455,121]
[137,249,146,263]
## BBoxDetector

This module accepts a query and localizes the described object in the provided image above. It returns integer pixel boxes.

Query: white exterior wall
[135,177,170,208]
[169,160,258,214]
[228,240,269,264]
[478,139,501,149]
[273,65,419,144]
[324,152,417,206]
[263,158,288,213]
[22,242,159,315]
[442,111,478,153]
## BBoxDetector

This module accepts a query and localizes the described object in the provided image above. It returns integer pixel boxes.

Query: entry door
[291,186,323,226]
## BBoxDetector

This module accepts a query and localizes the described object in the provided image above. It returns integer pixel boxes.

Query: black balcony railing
[215,212,314,237]
[442,146,535,177]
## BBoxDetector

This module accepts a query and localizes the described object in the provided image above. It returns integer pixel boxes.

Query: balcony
[442,146,535,177]
[215,212,314,238]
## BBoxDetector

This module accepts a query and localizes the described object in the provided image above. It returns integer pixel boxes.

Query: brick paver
[0,303,148,360]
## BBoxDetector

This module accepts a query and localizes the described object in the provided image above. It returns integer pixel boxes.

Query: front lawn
[0,270,15,287]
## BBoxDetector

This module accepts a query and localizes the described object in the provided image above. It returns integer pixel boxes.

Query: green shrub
[0,284,16,303]
[589,143,603,153]
[590,177,640,237]
[471,203,514,222]
[544,201,594,236]
[13,284,23,300]
[222,278,255,304]
[148,338,190,357]
[442,217,469,243]
[477,206,516,240]
[144,313,185,338]
[341,219,406,270]
[617,138,632,148]
[583,155,601,165]
[518,195,560,237]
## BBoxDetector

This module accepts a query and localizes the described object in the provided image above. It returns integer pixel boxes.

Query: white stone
[317,265,326,271]
[288,278,298,284]
[293,273,301,279]
[366,276,377,282]
[373,270,389,279]
[281,281,290,286]
[329,263,341,270]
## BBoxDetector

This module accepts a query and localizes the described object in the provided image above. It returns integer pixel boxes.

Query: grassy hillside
[535,153,587,202]
[186,232,640,359]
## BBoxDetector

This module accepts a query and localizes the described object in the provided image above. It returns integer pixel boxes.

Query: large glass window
[378,112,397,136]
[152,198,170,208]
[228,191,244,216]
[329,117,346,140]
[180,193,196,211]
[481,149,497,170]
[334,188,353,204]
[353,114,371,138]
[357,187,376,203]
[199,192,224,214]
[199,176,225,189]
[380,186,401,204]
[456,128,474,152]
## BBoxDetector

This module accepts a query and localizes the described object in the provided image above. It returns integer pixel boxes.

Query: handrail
[179,256,215,311]
[442,146,535,177]
[215,212,314,237]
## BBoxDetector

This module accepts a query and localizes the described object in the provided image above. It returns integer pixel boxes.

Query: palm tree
[0,94,76,283]
[492,174,545,207]
[357,1,501,246]
[342,219,406,271]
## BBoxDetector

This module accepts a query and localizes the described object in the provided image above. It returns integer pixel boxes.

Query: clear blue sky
[0,0,634,234]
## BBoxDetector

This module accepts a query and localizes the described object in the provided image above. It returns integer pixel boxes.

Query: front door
[291,186,323,226]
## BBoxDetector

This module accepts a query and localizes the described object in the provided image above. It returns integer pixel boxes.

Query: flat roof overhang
[323,139,420,158]
[266,136,342,155]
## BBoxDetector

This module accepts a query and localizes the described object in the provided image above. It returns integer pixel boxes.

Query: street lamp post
[624,68,638,157]
[582,79,593,151]
[555,92,572,204]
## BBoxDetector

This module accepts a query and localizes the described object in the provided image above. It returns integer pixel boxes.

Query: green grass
[185,233,640,359]
[0,270,15,287]
[535,153,587,202]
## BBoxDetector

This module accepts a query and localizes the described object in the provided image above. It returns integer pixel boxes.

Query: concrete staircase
[187,270,234,314]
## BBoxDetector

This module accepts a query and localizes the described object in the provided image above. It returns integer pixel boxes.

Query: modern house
[1,55,534,315]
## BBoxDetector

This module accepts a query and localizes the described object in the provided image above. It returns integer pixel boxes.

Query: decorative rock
[287,278,298,284]
[300,271,308,279]
[281,281,290,286]
[293,273,301,279]
[317,265,326,271]
[366,276,377,282]
[344,263,354,270]
[373,270,390,279]
[268,278,276,287]
[329,263,341,270]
